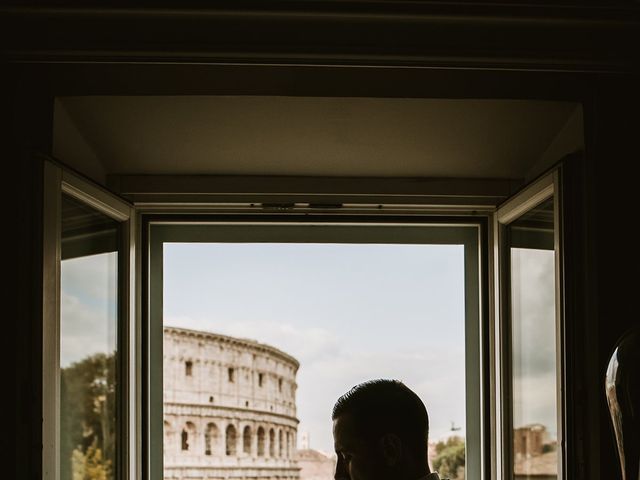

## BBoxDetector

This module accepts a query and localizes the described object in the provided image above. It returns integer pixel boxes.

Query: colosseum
[163,326,301,480]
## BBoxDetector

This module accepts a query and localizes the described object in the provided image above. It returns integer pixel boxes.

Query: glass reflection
[508,198,558,480]
[60,194,119,480]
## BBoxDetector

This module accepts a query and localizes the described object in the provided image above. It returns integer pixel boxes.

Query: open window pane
[153,223,481,480]
[507,197,559,480]
[60,194,120,480]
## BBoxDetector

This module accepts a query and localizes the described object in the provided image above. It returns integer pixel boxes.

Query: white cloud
[60,292,116,367]
[512,372,558,438]
[60,253,118,368]
[510,248,558,439]
[61,253,118,303]
[164,315,341,364]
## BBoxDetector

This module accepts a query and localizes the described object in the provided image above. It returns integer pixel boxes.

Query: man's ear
[379,433,403,466]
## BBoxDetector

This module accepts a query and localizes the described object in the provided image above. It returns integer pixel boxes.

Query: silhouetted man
[332,379,442,480]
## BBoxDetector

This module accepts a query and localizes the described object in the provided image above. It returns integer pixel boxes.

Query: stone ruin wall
[163,326,300,480]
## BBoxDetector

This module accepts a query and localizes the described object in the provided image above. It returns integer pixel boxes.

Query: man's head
[332,379,430,480]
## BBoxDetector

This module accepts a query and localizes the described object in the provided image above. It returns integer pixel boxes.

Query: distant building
[513,424,557,479]
[163,326,300,480]
[514,451,557,480]
[514,424,547,458]
[296,449,336,480]
[299,431,311,450]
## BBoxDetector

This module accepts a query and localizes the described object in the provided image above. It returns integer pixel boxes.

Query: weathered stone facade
[513,424,557,478]
[164,327,300,480]
[513,424,550,459]
[295,449,336,480]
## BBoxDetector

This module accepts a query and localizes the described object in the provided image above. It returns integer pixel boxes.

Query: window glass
[162,239,468,480]
[60,194,119,480]
[508,197,559,480]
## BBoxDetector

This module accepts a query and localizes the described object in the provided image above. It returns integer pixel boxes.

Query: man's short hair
[332,379,429,456]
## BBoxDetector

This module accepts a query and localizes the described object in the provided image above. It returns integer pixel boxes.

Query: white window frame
[495,170,565,480]
[145,214,489,480]
[42,160,139,480]
[42,168,571,480]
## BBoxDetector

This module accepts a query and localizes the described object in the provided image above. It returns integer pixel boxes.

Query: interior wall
[526,105,585,182]
[589,78,640,480]
[53,98,106,185]
[54,96,578,180]
[3,66,51,480]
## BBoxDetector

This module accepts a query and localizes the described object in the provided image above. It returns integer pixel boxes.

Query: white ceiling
[53,96,582,184]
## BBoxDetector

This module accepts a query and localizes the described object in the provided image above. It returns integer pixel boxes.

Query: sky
[60,253,118,369]
[511,247,558,439]
[163,242,466,453]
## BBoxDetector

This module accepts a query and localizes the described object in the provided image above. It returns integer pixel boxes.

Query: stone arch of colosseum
[165,417,298,459]
[163,327,300,480]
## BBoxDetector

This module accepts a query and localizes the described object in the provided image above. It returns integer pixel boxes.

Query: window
[286,431,291,459]
[226,425,237,456]
[243,426,252,454]
[269,428,275,457]
[257,427,266,457]
[497,172,564,480]
[59,194,120,480]
[43,164,134,480]
[43,98,580,480]
[205,423,218,456]
[509,199,558,479]
[151,221,483,480]
[181,423,196,452]
[181,430,188,451]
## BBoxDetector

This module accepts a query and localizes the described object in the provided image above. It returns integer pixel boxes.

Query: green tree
[71,438,112,480]
[433,436,465,480]
[61,353,116,480]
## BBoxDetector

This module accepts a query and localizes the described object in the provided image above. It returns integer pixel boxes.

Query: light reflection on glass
[508,198,558,480]
[60,194,119,480]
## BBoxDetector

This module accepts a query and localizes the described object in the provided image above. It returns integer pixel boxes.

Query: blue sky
[163,242,466,452]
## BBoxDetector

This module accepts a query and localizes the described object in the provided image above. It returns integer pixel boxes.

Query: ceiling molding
[108,174,520,207]
[3,4,639,72]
